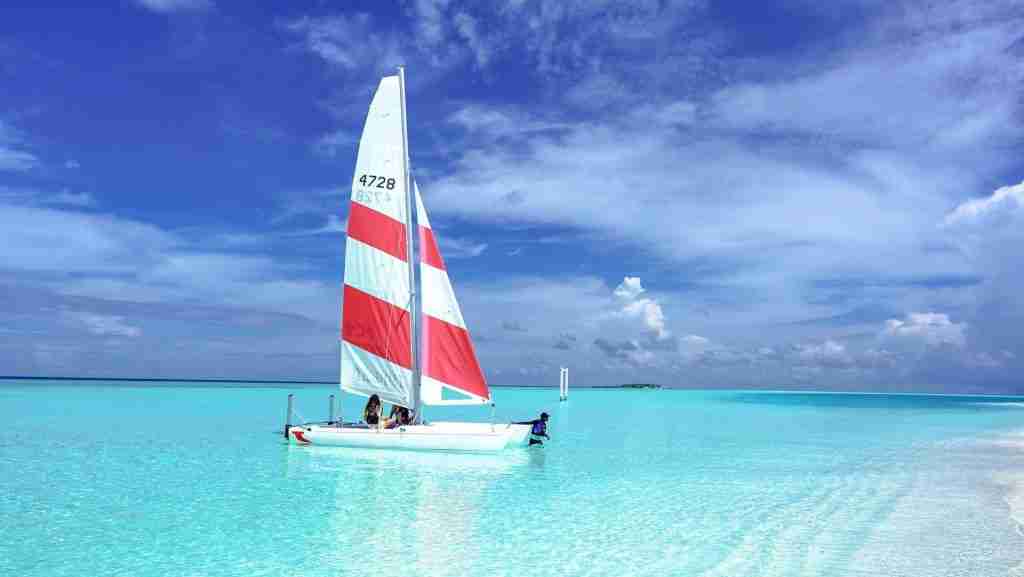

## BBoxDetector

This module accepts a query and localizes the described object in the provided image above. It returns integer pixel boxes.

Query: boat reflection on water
[286,442,531,474]
[283,444,533,575]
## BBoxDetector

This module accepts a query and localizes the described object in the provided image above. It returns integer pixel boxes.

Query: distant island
[619,383,661,389]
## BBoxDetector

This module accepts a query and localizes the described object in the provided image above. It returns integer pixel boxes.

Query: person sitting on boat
[515,412,550,446]
[363,394,383,429]
[386,405,413,428]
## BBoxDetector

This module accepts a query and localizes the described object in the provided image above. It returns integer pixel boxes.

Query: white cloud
[593,338,656,366]
[0,197,338,324]
[134,0,212,13]
[285,215,348,237]
[612,276,645,300]
[66,312,141,337]
[0,119,39,172]
[412,2,1024,356]
[884,312,966,348]
[320,214,348,234]
[411,0,449,50]
[289,2,705,79]
[452,12,490,68]
[51,190,95,207]
[708,14,1021,151]
[438,236,487,259]
[273,187,346,224]
[0,148,39,172]
[943,181,1024,226]
[0,202,176,273]
[682,334,709,346]
[679,334,712,363]
[565,72,633,110]
[64,159,80,169]
[613,276,670,340]
[286,14,404,73]
[447,105,566,139]
[794,340,852,367]
[1,186,95,208]
[312,130,355,158]
[636,101,698,128]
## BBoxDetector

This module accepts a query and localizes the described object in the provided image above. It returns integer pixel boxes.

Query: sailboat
[289,68,532,452]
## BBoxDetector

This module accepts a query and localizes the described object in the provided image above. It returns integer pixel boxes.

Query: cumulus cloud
[613,277,670,340]
[943,181,1024,226]
[421,0,1023,347]
[884,312,966,348]
[586,277,713,368]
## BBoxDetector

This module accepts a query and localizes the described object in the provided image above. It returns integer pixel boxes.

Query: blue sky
[1,0,1022,392]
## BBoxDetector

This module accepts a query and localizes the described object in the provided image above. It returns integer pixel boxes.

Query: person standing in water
[516,412,550,446]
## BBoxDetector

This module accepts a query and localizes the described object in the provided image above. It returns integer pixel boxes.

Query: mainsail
[340,75,414,408]
[415,182,490,405]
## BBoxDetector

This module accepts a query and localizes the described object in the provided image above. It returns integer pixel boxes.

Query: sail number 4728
[358,174,396,190]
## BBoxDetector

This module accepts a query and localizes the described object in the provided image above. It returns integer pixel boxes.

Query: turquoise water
[3,381,1024,577]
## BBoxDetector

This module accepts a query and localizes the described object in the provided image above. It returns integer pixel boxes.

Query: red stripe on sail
[341,285,412,370]
[422,314,489,400]
[347,202,407,262]
[419,226,445,270]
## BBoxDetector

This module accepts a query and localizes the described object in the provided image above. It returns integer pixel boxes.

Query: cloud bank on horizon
[0,0,1022,392]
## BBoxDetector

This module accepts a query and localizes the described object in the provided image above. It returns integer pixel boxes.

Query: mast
[397,66,422,423]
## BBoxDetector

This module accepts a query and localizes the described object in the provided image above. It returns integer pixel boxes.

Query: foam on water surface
[2,381,1023,577]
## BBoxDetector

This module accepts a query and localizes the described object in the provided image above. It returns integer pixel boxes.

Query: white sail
[415,181,490,405]
[340,75,414,408]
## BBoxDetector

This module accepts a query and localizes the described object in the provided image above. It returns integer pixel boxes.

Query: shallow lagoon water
[2,381,1023,577]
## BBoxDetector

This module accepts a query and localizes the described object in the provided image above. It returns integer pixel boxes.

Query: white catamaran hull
[291,422,532,452]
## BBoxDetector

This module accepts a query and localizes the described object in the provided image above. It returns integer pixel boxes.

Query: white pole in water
[559,367,569,401]
[284,394,294,438]
[328,394,336,424]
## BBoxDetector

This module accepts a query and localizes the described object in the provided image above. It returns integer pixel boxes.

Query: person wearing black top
[363,394,383,429]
